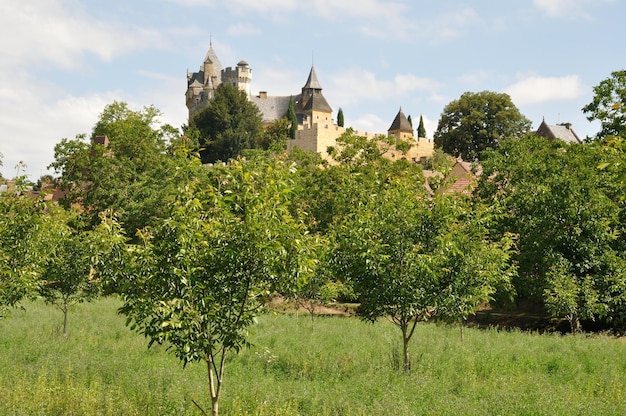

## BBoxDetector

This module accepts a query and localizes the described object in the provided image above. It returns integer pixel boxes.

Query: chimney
[93,135,109,147]
[258,91,267,99]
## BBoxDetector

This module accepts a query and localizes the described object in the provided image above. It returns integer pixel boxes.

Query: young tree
[337,107,344,127]
[117,156,320,416]
[0,193,43,315]
[434,91,531,161]
[287,96,298,139]
[37,207,110,336]
[330,171,511,370]
[582,70,626,140]
[417,114,427,138]
[407,114,412,128]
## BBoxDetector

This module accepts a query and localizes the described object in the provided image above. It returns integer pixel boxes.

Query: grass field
[1,297,626,415]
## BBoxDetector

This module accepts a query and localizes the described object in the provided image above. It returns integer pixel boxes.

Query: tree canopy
[190,84,263,164]
[476,135,626,331]
[434,91,531,161]
[582,70,626,141]
[116,155,321,416]
[50,102,197,239]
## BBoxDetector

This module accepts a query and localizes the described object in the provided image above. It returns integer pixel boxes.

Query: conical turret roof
[303,66,323,90]
[203,42,223,76]
[388,107,413,133]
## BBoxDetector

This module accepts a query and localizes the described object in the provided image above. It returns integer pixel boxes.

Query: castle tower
[388,107,414,142]
[298,66,332,127]
[186,41,224,118]
[222,60,253,96]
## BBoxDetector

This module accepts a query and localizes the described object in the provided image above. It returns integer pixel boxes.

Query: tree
[37,206,109,336]
[190,84,263,164]
[476,135,626,331]
[337,107,344,127]
[582,70,626,140]
[407,114,412,127]
[417,114,427,138]
[257,117,290,152]
[117,156,320,416]
[434,91,531,161]
[0,193,43,315]
[287,96,298,139]
[330,179,511,370]
[50,102,197,240]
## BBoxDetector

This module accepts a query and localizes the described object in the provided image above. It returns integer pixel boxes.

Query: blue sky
[0,0,623,179]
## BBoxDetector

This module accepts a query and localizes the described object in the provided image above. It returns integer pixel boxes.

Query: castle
[186,42,434,162]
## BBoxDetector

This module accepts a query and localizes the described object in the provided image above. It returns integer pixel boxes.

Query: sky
[0,0,623,180]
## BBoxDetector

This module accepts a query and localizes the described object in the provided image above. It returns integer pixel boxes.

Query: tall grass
[1,298,625,415]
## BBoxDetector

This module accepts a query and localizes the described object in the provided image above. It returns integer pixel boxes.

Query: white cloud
[504,74,585,105]
[329,68,441,107]
[533,0,614,19]
[0,70,122,179]
[0,0,164,71]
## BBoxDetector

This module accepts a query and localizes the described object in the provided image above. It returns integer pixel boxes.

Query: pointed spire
[388,107,413,133]
[303,66,323,90]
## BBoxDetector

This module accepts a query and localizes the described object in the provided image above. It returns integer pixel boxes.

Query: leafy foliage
[190,84,263,164]
[50,102,189,239]
[476,135,626,330]
[582,70,626,140]
[0,194,43,315]
[117,156,320,416]
[434,91,531,161]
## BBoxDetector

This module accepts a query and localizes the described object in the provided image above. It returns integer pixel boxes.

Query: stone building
[186,43,434,161]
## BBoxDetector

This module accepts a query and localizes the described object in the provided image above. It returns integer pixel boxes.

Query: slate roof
[250,95,297,123]
[303,66,323,90]
[204,44,223,77]
[535,120,582,144]
[302,92,333,113]
[388,108,413,133]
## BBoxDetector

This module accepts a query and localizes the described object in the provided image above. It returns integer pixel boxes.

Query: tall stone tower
[297,66,333,127]
[186,42,225,118]
[222,60,253,96]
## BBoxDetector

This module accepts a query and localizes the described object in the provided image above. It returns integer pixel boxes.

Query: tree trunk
[401,324,411,373]
[62,303,68,337]
[207,358,219,416]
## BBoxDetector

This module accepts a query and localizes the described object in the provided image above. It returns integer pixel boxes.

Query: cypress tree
[337,108,345,127]
[407,114,413,127]
[287,96,298,139]
[417,115,427,138]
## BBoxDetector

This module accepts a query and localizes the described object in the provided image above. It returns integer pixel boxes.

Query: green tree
[190,84,263,163]
[330,179,511,370]
[0,193,43,315]
[582,70,626,140]
[50,102,197,240]
[407,114,412,127]
[434,91,531,161]
[476,135,626,330]
[417,114,427,138]
[257,117,290,152]
[337,107,344,127]
[38,207,102,336]
[287,96,298,139]
[117,156,320,416]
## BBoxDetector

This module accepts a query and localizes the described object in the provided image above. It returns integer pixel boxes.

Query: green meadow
[1,297,625,415]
